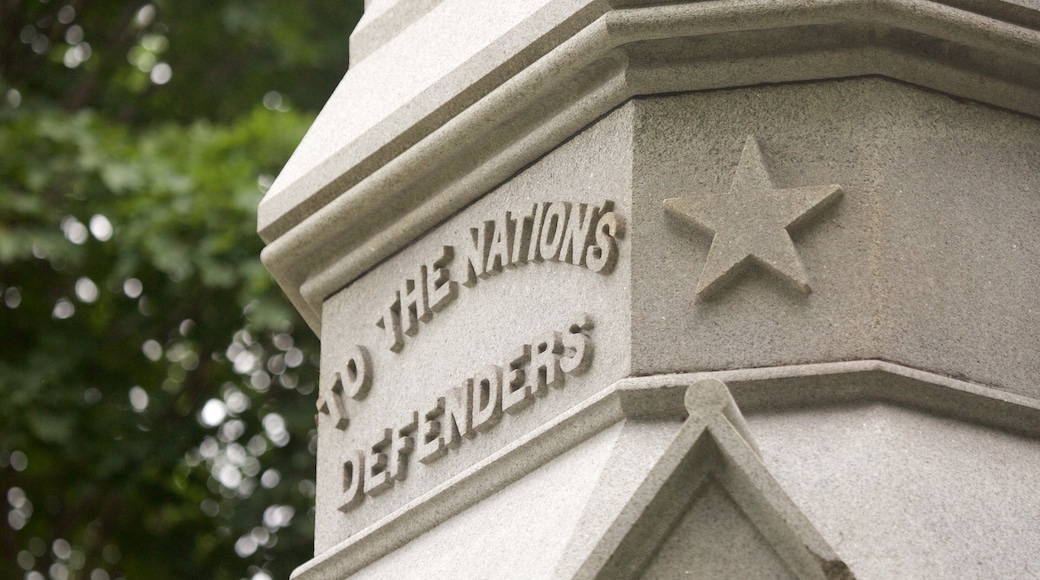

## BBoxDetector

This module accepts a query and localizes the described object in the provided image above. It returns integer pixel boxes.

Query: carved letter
[509,206,536,268]
[399,270,430,337]
[322,374,351,431]
[443,380,475,448]
[531,331,563,394]
[388,412,418,482]
[364,428,393,497]
[426,246,458,312]
[539,202,570,262]
[559,204,597,266]
[502,344,533,415]
[461,221,493,287]
[586,211,623,274]
[485,214,512,274]
[560,314,594,375]
[527,203,547,263]
[321,344,370,430]
[418,397,447,465]
[338,344,372,400]
[338,450,365,512]
[375,293,404,352]
[472,365,503,432]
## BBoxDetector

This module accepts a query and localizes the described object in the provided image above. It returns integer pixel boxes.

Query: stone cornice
[261,0,1040,332]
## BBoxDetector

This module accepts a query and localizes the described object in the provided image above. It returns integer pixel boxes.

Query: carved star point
[664,136,842,299]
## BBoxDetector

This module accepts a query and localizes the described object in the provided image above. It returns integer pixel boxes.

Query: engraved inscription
[338,450,365,512]
[375,201,623,354]
[427,246,458,312]
[320,202,623,447]
[317,345,373,431]
[339,314,595,512]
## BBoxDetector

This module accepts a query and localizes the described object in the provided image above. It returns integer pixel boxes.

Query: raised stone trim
[261,0,1040,333]
[290,360,1040,578]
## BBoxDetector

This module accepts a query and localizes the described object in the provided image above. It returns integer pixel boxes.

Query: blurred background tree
[0,1,363,578]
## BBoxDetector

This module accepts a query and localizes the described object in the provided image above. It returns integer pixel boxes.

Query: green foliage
[0,100,321,580]
[2,0,361,124]
[0,0,364,578]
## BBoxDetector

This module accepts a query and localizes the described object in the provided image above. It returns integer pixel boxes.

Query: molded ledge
[290,360,1040,579]
[260,0,1040,333]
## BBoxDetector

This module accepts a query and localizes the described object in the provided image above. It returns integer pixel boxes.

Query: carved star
[664,136,842,299]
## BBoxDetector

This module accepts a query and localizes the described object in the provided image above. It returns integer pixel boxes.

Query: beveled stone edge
[290,359,1040,579]
[258,0,606,244]
[350,0,450,66]
[261,0,1040,333]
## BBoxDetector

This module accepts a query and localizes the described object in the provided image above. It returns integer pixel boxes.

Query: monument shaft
[260,1,1040,577]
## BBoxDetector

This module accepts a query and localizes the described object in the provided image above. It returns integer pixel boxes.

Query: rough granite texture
[348,423,624,579]
[319,379,856,580]
[640,482,795,579]
[748,403,1040,578]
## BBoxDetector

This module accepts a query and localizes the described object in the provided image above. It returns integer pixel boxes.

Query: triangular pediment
[641,478,796,579]
[563,379,853,580]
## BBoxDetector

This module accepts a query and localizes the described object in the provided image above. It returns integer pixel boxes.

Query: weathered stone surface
[632,78,1040,397]
[259,1,1040,578]
[313,106,633,553]
[749,403,1040,578]
[567,379,850,580]
[641,483,797,580]
[345,422,625,580]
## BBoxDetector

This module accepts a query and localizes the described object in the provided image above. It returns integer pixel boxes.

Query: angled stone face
[342,422,628,580]
[291,361,1040,579]
[630,78,1040,396]
[749,403,1040,578]
[641,482,799,579]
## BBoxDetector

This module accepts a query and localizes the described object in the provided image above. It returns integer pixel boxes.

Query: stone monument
[259,1,1040,577]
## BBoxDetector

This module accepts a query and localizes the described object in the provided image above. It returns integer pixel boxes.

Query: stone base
[293,362,1040,579]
